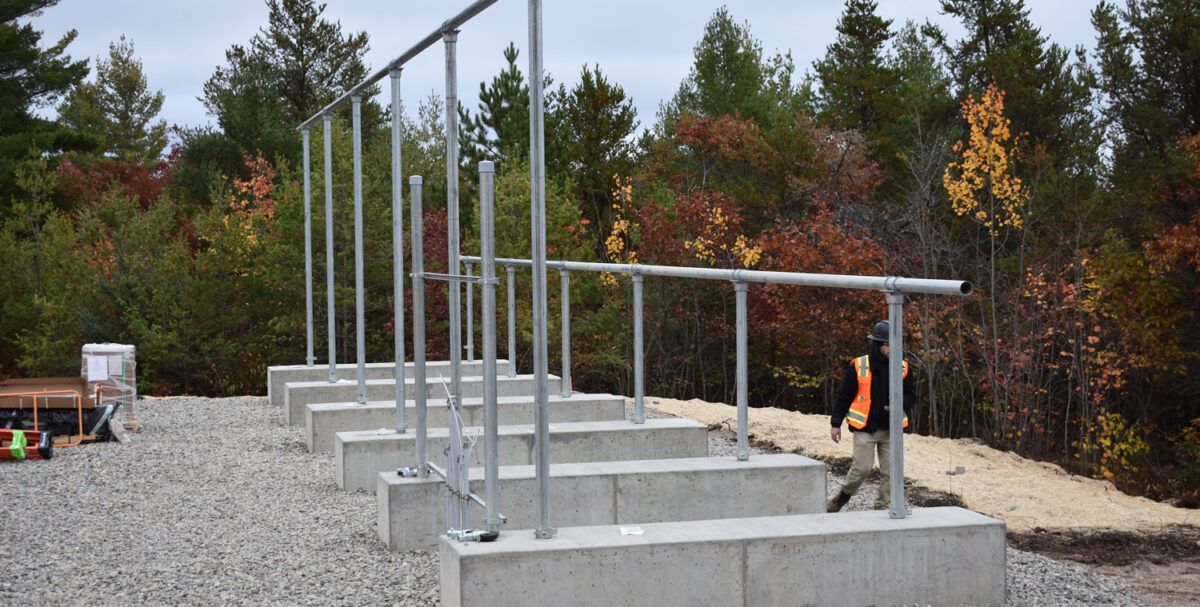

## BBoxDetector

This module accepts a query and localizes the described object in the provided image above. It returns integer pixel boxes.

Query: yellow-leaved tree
[943,83,1028,235]
[943,83,1031,447]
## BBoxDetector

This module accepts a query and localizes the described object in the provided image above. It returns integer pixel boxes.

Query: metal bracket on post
[886,290,911,519]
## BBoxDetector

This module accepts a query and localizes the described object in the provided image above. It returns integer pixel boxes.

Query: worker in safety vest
[827,320,916,512]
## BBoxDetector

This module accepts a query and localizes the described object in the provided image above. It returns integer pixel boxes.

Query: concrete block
[306,393,625,452]
[378,454,825,552]
[336,418,708,493]
[440,507,1006,607]
[283,373,561,426]
[267,359,507,409]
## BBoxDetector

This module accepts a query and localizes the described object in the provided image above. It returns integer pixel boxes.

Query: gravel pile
[0,396,1147,606]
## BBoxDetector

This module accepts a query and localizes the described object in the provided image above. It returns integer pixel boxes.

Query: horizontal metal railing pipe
[295,0,501,132]
[461,257,973,296]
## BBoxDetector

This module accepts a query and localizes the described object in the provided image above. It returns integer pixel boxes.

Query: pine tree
[57,36,168,163]
[814,0,900,137]
[1092,0,1200,231]
[925,0,1096,170]
[668,7,769,126]
[558,64,638,258]
[458,42,563,172]
[200,0,376,166]
[459,43,531,166]
[0,0,92,213]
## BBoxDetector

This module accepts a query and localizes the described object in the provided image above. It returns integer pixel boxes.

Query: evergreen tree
[558,64,638,258]
[652,7,813,220]
[924,0,1096,172]
[890,21,956,133]
[200,0,376,168]
[0,0,92,213]
[814,0,906,200]
[459,43,530,166]
[1092,0,1200,231]
[57,36,168,163]
[814,0,900,138]
[458,42,563,173]
[670,6,768,124]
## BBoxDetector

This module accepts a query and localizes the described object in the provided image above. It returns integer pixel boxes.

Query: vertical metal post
[528,0,554,539]
[443,30,466,533]
[559,268,571,397]
[411,176,428,477]
[506,264,517,377]
[734,282,749,460]
[466,262,475,363]
[480,161,500,533]
[303,129,314,366]
[390,69,407,432]
[632,273,645,424]
[444,29,463,419]
[352,95,367,405]
[323,114,337,383]
[887,291,908,518]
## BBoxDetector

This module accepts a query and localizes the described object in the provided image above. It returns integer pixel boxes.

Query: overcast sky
[27,0,1102,134]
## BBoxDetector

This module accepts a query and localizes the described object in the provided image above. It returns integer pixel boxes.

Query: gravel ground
[0,396,1148,606]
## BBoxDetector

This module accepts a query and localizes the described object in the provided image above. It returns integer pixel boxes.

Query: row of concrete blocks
[274,360,511,425]
[306,393,625,453]
[269,362,1007,606]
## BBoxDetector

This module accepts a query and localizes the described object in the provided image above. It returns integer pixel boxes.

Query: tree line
[1,0,1198,504]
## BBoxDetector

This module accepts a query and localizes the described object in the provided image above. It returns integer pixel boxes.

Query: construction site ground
[642,396,1200,607]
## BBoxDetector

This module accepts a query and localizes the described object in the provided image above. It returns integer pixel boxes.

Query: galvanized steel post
[323,114,337,383]
[410,176,428,477]
[887,291,908,518]
[528,0,555,539]
[352,96,367,404]
[390,69,407,432]
[480,161,500,533]
[444,29,463,418]
[302,129,314,366]
[735,281,749,460]
[465,262,475,363]
[559,268,571,397]
[443,29,466,533]
[506,264,517,377]
[632,273,645,424]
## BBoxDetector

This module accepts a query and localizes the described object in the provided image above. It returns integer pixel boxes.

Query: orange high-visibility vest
[845,355,908,430]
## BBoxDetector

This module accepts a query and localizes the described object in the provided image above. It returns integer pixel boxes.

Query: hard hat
[868,321,890,342]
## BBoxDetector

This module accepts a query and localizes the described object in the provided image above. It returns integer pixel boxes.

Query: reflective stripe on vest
[8,430,27,460]
[845,355,908,430]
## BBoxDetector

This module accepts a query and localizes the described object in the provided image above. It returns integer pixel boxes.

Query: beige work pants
[841,429,891,509]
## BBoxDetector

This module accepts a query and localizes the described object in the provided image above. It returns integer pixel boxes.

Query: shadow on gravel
[1008,525,1200,566]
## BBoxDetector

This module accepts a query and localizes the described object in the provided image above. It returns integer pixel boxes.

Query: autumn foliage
[5,2,1200,504]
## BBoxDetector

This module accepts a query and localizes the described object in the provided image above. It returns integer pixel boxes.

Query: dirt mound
[643,396,1200,533]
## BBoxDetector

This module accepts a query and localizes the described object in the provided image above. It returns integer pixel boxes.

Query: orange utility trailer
[0,377,115,447]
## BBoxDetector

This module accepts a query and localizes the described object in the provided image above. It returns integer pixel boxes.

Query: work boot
[826,491,852,513]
